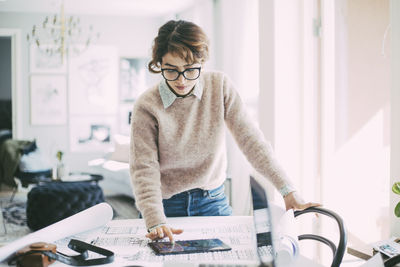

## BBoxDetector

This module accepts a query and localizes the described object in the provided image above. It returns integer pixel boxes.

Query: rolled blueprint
[0,202,113,262]
[269,206,299,266]
[275,234,299,266]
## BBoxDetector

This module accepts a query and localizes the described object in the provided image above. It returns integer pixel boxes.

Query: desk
[48,216,322,267]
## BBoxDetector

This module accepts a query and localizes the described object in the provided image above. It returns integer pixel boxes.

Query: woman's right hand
[145,225,183,243]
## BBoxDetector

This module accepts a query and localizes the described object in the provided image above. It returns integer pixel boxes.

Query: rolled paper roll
[276,234,299,265]
[0,202,113,262]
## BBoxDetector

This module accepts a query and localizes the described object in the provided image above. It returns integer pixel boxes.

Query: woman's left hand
[283,191,321,211]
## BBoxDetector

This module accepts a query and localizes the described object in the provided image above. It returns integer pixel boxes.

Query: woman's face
[161,52,201,96]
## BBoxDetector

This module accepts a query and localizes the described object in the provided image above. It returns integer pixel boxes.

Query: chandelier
[26,1,100,63]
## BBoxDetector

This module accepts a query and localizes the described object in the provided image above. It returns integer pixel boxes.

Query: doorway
[0,36,12,132]
[0,29,21,139]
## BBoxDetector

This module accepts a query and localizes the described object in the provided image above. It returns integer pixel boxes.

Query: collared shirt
[158,79,203,109]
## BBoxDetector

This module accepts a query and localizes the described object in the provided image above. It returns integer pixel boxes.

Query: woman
[130,20,319,243]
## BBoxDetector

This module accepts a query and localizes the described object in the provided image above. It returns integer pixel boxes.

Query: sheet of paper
[0,202,113,262]
[358,253,384,267]
[52,216,260,267]
[49,213,320,267]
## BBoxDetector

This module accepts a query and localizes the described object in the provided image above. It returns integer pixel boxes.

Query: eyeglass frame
[161,67,202,81]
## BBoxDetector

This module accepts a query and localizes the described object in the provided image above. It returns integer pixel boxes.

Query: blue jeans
[162,184,232,217]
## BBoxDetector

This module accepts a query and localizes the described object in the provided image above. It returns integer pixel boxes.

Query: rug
[2,201,26,226]
[0,193,30,246]
[0,192,139,246]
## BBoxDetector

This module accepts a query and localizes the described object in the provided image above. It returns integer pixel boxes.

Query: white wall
[0,12,162,172]
[390,0,400,237]
[258,0,391,254]
[322,0,391,245]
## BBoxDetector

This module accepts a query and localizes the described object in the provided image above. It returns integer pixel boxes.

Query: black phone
[148,238,232,255]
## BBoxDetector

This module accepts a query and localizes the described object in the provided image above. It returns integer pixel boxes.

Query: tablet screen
[148,238,232,255]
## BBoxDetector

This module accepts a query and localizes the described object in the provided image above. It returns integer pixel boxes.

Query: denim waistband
[174,184,224,196]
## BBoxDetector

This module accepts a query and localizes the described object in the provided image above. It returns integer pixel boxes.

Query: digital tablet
[148,238,232,255]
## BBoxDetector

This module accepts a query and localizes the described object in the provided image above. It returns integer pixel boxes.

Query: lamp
[26,1,100,63]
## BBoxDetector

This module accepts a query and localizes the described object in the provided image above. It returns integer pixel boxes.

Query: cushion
[26,182,104,231]
[109,134,130,163]
[19,148,52,172]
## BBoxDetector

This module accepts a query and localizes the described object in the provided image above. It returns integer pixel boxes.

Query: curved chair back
[294,207,347,267]
[385,254,400,267]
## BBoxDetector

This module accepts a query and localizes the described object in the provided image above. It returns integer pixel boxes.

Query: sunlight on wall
[323,108,390,244]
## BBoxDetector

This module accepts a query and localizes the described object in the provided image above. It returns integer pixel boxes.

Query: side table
[56,172,104,184]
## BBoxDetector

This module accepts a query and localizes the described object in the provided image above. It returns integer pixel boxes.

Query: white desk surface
[46,216,322,267]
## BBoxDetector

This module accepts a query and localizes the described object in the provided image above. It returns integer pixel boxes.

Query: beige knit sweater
[130,71,293,229]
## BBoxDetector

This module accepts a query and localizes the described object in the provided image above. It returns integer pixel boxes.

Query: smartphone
[148,238,232,255]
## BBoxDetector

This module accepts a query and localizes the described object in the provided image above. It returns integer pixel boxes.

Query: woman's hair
[148,20,209,73]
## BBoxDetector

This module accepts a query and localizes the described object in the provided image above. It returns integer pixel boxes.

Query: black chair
[294,207,347,267]
[384,254,400,267]
[11,140,52,201]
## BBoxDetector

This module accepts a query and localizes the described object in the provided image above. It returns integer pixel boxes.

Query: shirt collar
[158,79,203,109]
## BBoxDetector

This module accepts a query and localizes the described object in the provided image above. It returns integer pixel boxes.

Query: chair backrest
[384,254,400,267]
[294,207,347,267]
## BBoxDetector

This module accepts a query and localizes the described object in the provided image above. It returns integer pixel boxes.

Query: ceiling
[0,0,197,17]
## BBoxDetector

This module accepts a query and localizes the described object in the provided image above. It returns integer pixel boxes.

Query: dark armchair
[294,206,347,267]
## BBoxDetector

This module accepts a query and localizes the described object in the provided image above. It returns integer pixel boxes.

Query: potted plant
[392,182,400,217]
[55,150,66,180]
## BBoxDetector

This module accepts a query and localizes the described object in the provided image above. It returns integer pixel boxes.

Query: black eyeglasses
[161,67,201,81]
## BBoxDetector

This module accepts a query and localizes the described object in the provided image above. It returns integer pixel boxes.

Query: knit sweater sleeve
[130,97,166,230]
[222,74,295,194]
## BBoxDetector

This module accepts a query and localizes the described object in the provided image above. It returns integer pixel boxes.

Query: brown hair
[148,20,209,73]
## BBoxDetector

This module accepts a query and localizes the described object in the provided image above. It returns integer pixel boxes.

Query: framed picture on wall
[29,45,67,73]
[68,45,118,115]
[69,115,116,152]
[30,75,67,125]
[119,57,159,102]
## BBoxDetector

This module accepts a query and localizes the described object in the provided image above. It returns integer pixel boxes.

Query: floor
[105,194,139,219]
